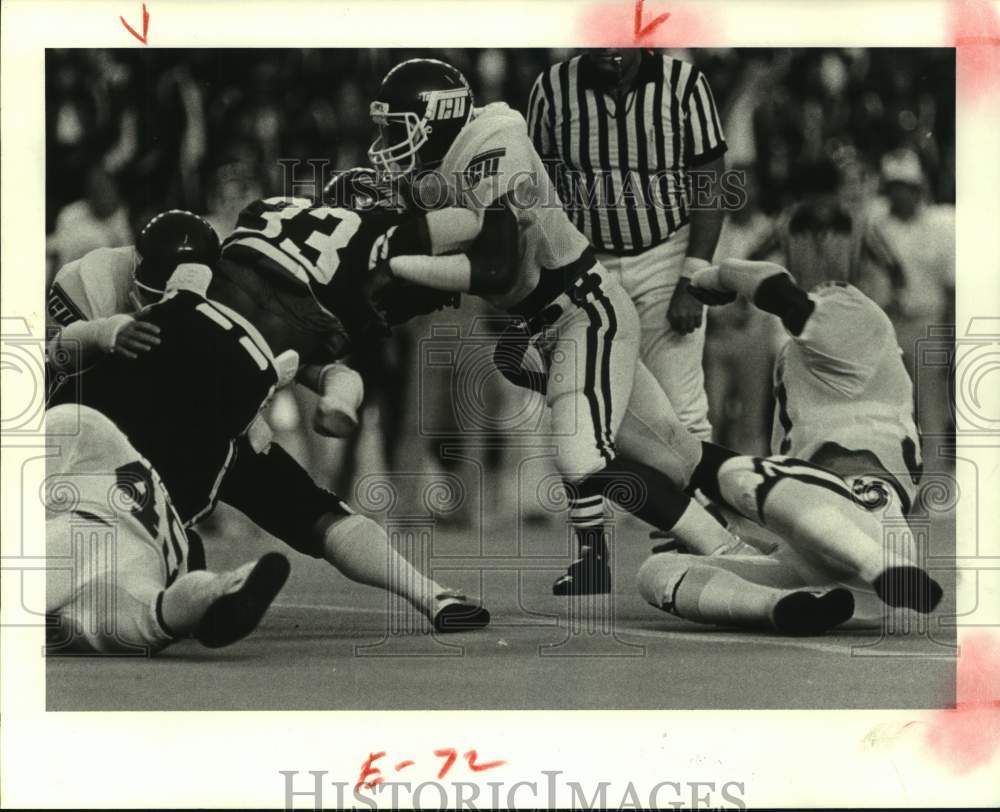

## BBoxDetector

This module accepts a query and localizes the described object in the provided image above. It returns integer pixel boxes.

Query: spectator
[872,147,955,442]
[47,168,132,270]
[748,156,903,309]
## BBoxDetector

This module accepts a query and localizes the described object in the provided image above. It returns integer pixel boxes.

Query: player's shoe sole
[873,566,943,613]
[770,588,855,635]
[432,595,491,633]
[196,553,291,648]
[552,558,612,596]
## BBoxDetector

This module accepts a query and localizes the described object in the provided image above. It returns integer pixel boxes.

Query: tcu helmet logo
[419,87,469,121]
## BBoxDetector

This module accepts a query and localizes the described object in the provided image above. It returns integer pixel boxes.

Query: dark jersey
[222,196,457,334]
[49,288,279,524]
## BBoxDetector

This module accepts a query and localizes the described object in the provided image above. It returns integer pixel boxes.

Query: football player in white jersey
[46,404,290,654]
[371,58,745,595]
[367,58,942,627]
[635,259,931,631]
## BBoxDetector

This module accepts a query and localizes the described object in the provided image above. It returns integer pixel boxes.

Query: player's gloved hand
[107,314,161,359]
[666,277,705,335]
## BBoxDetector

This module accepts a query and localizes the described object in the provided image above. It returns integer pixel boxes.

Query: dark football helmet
[134,210,221,303]
[322,166,401,211]
[368,58,474,176]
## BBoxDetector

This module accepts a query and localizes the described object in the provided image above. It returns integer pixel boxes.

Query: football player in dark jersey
[49,204,491,636]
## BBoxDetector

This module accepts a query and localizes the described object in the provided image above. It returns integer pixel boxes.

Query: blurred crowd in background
[46,48,956,515]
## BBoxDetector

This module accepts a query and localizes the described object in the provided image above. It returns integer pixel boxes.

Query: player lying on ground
[635,259,937,633]
[365,58,941,628]
[45,404,289,654]
[47,210,488,635]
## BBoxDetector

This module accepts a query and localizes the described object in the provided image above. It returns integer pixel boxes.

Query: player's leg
[45,405,289,654]
[317,513,490,632]
[219,440,489,632]
[695,454,942,612]
[626,238,713,440]
[637,551,855,634]
[546,273,737,594]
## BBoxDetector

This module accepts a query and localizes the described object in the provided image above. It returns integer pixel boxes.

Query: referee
[527,48,727,439]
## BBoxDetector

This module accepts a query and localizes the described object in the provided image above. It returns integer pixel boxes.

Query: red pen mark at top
[120,3,150,45]
[924,632,1000,774]
[950,0,1000,102]
[394,760,415,771]
[578,0,717,48]
[635,0,670,42]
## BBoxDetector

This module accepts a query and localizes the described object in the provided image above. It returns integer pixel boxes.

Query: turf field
[47,500,957,712]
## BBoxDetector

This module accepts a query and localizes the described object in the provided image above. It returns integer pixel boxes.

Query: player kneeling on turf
[45,406,289,654]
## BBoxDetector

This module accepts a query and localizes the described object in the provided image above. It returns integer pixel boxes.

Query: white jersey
[772,283,922,511]
[438,103,593,312]
[47,246,136,326]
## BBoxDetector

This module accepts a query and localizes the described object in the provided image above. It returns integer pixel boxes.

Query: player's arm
[387,197,520,294]
[295,361,364,438]
[387,127,533,294]
[45,264,160,373]
[674,69,728,335]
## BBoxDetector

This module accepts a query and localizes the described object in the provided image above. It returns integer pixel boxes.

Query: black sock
[689,442,739,505]
[753,273,816,336]
[577,457,693,534]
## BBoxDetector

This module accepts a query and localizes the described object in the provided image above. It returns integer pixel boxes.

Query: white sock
[671,500,741,555]
[158,570,222,637]
[322,514,444,614]
[638,554,780,628]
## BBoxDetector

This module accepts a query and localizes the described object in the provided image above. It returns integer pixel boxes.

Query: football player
[364,58,942,628]
[45,210,361,437]
[48,206,489,635]
[635,259,933,632]
[46,403,290,654]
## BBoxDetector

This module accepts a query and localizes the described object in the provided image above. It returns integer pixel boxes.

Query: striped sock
[568,494,608,559]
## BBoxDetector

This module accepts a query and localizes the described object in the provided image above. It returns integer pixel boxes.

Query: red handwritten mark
[394,760,415,772]
[120,3,150,45]
[924,632,1000,774]
[578,1,717,48]
[464,749,507,772]
[634,0,670,42]
[355,751,385,791]
[433,747,458,779]
[950,0,1000,103]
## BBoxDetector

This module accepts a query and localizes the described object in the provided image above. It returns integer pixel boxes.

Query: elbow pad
[468,197,520,296]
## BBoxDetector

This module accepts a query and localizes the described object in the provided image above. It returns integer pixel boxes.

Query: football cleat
[195,553,290,648]
[431,592,491,633]
[552,556,612,596]
[770,587,855,635]
[873,566,943,613]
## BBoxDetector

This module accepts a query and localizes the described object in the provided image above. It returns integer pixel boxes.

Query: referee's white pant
[597,225,712,440]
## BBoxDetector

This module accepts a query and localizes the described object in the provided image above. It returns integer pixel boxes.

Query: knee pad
[716,455,768,522]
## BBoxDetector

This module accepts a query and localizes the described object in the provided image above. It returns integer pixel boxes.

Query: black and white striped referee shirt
[527,51,727,256]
